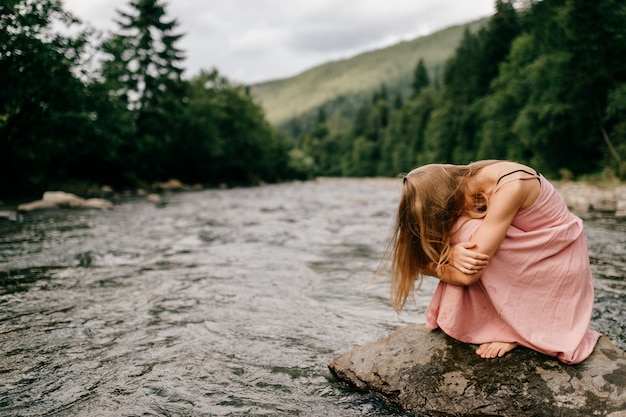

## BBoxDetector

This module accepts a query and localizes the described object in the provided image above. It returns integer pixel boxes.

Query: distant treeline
[3,1,625,200]
[291,0,626,180]
[0,0,302,198]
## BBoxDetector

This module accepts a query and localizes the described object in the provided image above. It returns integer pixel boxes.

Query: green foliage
[0,0,300,197]
[102,0,185,113]
[177,70,300,184]
[411,59,430,97]
[479,0,626,177]
[0,0,116,194]
[4,0,625,196]
[476,33,536,162]
[101,0,187,181]
[288,0,626,180]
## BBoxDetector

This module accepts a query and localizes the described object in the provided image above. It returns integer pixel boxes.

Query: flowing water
[0,178,624,416]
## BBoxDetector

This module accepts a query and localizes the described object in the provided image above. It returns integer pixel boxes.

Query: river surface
[1,178,624,416]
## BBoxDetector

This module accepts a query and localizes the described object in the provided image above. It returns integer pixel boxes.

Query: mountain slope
[250,17,489,127]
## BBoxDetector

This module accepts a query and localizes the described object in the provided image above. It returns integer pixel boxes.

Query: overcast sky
[64,0,495,85]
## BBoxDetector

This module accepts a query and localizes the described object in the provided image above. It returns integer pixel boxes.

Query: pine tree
[559,0,626,173]
[476,0,521,95]
[101,0,186,180]
[102,0,185,113]
[411,58,430,97]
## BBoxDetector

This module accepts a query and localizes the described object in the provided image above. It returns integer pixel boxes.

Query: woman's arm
[426,261,482,286]
[449,241,489,274]
[430,179,530,285]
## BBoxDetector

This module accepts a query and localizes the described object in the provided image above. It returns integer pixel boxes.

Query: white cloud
[63,0,494,84]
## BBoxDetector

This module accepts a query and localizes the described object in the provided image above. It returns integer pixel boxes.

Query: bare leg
[476,342,518,358]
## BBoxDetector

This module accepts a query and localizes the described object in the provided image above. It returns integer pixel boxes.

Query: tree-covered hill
[250,18,488,129]
[265,0,626,181]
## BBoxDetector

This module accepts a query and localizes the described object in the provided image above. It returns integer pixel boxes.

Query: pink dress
[424,174,601,364]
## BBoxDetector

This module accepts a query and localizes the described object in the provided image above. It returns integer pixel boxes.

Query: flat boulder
[0,210,18,221]
[83,198,114,209]
[18,191,113,212]
[329,324,626,416]
[152,178,184,191]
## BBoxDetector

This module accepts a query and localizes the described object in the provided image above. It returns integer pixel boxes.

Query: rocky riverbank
[1,179,624,219]
[0,179,193,217]
[554,181,626,217]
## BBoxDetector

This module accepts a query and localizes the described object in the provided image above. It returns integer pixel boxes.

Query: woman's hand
[449,242,489,275]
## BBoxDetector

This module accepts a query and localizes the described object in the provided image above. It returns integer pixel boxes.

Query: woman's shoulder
[480,162,541,208]
[476,161,536,183]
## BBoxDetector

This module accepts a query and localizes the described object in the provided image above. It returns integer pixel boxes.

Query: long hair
[378,161,497,313]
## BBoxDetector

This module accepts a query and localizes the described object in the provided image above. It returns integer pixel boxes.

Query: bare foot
[476,342,518,358]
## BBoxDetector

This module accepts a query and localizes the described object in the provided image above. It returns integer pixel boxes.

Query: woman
[384,160,600,364]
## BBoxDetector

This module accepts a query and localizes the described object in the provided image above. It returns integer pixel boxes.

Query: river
[1,178,624,416]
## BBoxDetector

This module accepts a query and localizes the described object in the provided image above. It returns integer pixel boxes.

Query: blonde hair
[378,160,497,313]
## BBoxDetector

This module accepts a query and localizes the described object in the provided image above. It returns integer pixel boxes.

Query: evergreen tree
[289,0,626,179]
[423,2,522,165]
[431,29,482,164]
[559,0,626,174]
[383,86,439,173]
[411,58,430,97]
[299,108,330,175]
[351,84,390,175]
[443,28,483,104]
[493,0,626,176]
[101,0,186,180]
[475,0,521,95]
[476,34,536,163]
[311,107,330,139]
[103,0,185,113]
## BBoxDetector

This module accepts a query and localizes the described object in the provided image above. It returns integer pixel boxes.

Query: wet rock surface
[329,324,626,416]
[17,191,113,212]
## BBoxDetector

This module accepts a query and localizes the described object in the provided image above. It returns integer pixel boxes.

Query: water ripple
[0,179,623,416]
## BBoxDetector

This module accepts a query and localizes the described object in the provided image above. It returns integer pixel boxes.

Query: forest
[291,0,626,180]
[0,0,301,198]
[1,0,625,199]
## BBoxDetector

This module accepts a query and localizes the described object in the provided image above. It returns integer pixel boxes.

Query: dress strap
[492,170,541,194]
[495,169,538,185]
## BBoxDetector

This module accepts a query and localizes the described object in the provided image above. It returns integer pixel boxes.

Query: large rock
[152,178,184,191]
[329,324,626,416]
[0,211,18,221]
[17,191,113,212]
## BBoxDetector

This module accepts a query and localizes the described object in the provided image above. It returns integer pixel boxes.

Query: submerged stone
[328,324,626,416]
